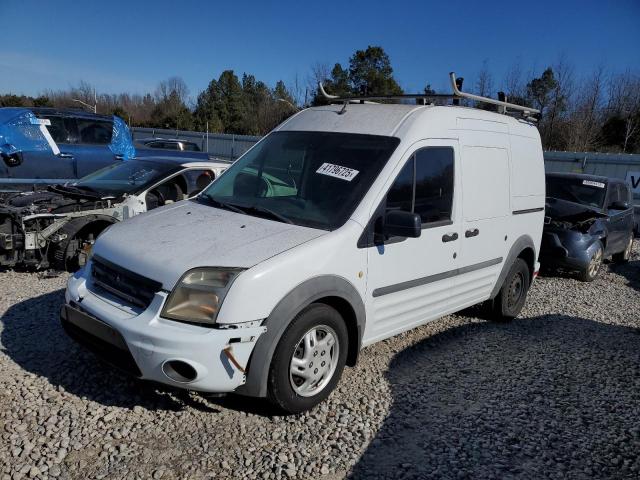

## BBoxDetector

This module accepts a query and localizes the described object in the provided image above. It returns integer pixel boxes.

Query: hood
[92,199,327,289]
[545,197,606,224]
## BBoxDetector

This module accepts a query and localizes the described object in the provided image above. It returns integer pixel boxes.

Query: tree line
[1,46,639,153]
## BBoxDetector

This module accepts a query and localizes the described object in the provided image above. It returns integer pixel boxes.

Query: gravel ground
[1,242,639,480]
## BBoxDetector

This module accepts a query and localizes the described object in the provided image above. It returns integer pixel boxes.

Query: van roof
[276,103,533,137]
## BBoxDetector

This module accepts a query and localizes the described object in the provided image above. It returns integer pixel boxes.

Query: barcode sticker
[583,180,605,188]
[316,163,359,181]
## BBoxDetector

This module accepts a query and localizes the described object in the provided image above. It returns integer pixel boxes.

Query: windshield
[201,131,400,230]
[71,160,179,196]
[546,176,607,209]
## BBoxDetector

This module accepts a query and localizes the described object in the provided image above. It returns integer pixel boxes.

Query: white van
[62,75,545,413]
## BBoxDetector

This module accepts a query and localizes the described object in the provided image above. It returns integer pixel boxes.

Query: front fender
[236,275,365,398]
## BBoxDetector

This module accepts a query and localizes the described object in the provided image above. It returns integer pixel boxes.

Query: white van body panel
[94,201,326,290]
[64,103,544,396]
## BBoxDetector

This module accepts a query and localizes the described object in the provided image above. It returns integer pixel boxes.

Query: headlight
[161,268,244,325]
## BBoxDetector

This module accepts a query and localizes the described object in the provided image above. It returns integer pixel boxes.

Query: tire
[50,218,113,271]
[267,303,348,414]
[487,258,530,321]
[577,240,603,282]
[612,234,633,264]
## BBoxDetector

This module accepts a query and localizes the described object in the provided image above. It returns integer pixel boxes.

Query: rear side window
[76,119,113,144]
[385,147,454,225]
[182,142,201,152]
[41,115,71,144]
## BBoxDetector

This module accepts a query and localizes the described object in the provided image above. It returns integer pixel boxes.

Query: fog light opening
[162,360,198,383]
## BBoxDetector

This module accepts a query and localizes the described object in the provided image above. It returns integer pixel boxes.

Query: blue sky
[1,0,638,100]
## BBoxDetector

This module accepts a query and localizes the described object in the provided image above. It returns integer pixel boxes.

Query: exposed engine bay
[544,197,606,234]
[0,188,140,270]
[0,156,228,271]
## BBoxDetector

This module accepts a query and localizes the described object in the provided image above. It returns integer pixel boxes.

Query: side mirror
[383,210,422,238]
[1,151,23,167]
[609,201,630,210]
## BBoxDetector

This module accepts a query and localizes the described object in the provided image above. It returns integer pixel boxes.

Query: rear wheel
[487,258,530,321]
[612,235,633,264]
[267,303,347,414]
[578,241,603,282]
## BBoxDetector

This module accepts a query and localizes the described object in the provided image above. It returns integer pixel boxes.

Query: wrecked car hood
[92,199,327,289]
[545,197,606,224]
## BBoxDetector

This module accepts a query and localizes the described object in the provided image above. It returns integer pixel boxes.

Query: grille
[91,256,162,309]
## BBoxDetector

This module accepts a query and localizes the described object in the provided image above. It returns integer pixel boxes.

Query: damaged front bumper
[63,267,266,393]
[539,228,601,272]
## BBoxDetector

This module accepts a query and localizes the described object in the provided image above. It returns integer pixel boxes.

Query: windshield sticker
[316,163,359,181]
[582,180,605,188]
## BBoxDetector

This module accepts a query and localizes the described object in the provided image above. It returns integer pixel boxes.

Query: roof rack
[318,72,540,120]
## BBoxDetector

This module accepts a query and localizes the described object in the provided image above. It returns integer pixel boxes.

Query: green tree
[0,94,26,107]
[526,68,558,116]
[32,96,52,107]
[348,46,403,96]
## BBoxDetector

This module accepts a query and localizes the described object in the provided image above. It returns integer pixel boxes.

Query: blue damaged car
[0,107,135,195]
[540,173,634,281]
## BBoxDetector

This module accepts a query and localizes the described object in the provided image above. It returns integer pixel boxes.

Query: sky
[1,0,639,101]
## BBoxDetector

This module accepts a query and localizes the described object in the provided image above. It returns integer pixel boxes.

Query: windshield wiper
[49,184,100,199]
[243,205,293,224]
[198,195,293,224]
[199,195,246,214]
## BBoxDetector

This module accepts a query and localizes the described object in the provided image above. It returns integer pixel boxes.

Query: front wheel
[487,258,531,321]
[578,241,603,282]
[267,303,348,414]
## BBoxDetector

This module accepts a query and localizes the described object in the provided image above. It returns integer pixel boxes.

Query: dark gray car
[540,173,634,281]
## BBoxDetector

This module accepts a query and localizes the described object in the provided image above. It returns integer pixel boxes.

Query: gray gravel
[1,242,639,479]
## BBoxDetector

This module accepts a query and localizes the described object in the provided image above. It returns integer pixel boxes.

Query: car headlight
[161,268,244,325]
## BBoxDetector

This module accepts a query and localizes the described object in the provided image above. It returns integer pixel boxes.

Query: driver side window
[385,147,455,226]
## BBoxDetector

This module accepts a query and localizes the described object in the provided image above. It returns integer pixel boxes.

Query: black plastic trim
[60,304,142,377]
[372,257,503,297]
[512,207,544,215]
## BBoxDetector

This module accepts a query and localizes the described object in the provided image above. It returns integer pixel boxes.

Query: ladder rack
[318,72,540,120]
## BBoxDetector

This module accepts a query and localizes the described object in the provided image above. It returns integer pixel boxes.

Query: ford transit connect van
[62,75,545,413]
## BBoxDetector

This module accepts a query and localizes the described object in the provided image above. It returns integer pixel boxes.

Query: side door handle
[442,232,459,243]
[115,154,124,161]
[58,152,74,159]
[465,228,480,238]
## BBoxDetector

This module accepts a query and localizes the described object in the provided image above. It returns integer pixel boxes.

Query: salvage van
[62,73,545,413]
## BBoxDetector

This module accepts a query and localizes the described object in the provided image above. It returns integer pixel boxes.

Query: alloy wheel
[289,325,339,397]
[588,248,603,278]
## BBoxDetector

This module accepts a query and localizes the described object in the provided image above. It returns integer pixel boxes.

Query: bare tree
[544,56,574,149]
[503,59,526,101]
[607,70,640,152]
[155,77,189,103]
[567,66,606,151]
[475,59,494,98]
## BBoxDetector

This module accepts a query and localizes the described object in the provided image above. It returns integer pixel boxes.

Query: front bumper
[539,229,599,272]
[63,266,266,393]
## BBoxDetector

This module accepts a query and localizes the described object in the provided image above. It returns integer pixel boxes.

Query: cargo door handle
[442,232,459,243]
[115,154,124,160]
[465,228,480,238]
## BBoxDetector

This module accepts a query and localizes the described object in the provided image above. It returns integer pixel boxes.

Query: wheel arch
[236,275,365,398]
[490,234,536,299]
[50,214,119,269]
